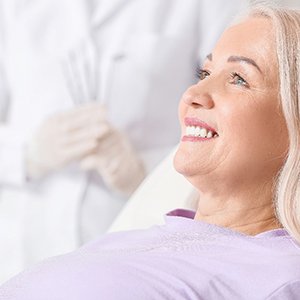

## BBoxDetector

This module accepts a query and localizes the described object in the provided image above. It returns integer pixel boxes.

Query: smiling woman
[174,12,289,236]
[1,3,300,300]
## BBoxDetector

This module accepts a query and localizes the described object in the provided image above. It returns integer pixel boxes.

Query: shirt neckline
[164,209,289,239]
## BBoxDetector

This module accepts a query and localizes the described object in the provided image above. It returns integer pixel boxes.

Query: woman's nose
[182,84,214,109]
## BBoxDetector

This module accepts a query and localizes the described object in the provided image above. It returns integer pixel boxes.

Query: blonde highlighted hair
[246,3,300,242]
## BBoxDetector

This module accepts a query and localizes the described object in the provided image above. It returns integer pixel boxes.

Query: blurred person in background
[0,0,246,282]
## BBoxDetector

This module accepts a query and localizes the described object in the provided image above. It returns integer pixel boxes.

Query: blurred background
[0,0,298,284]
[265,0,300,7]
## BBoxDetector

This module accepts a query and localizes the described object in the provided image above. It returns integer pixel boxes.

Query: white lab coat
[0,0,247,282]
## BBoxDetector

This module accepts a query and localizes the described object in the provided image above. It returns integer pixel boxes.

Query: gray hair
[245,3,300,242]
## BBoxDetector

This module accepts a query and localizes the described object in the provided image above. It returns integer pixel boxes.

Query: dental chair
[108,147,198,232]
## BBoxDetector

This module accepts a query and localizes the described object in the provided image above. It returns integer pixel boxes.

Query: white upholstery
[108,146,198,232]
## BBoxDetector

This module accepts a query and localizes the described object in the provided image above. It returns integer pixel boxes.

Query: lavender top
[1,209,300,300]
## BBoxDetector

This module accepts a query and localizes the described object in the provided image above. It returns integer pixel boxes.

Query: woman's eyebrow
[205,54,262,74]
[227,55,262,73]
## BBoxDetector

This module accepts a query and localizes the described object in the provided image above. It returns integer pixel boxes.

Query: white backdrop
[271,0,300,8]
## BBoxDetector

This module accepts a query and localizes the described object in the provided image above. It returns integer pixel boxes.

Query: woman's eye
[196,68,210,80]
[230,72,249,88]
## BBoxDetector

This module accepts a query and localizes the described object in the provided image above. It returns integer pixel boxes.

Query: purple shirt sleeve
[267,281,300,300]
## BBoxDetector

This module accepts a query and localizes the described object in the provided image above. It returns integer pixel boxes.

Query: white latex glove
[25,103,109,179]
[80,125,146,197]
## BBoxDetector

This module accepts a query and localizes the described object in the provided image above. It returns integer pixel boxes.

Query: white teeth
[185,126,217,138]
[194,127,201,136]
[199,128,207,138]
[206,131,213,138]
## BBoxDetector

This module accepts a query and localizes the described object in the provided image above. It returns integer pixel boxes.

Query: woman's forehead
[210,17,277,72]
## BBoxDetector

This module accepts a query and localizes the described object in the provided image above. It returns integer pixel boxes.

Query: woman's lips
[182,117,218,142]
[182,136,213,142]
[184,117,217,133]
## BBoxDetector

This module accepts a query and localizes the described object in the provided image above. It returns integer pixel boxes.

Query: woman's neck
[193,191,281,236]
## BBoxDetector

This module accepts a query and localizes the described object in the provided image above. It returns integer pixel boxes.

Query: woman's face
[174,17,289,193]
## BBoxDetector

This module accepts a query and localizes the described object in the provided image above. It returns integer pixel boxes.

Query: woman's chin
[173,147,199,177]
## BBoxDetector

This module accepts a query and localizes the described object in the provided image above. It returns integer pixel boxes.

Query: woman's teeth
[185,126,218,138]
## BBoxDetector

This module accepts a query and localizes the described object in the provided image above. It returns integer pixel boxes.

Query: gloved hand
[80,125,146,197]
[25,102,109,179]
